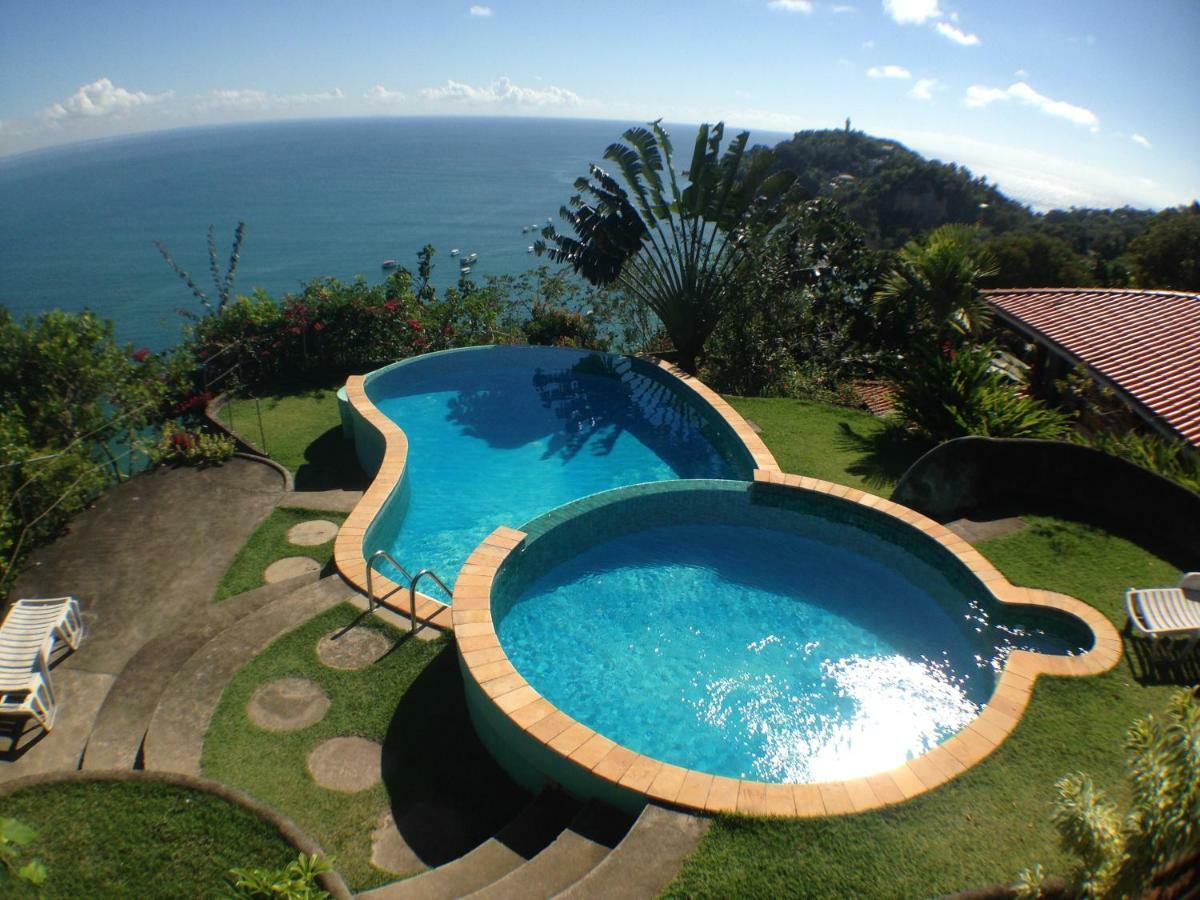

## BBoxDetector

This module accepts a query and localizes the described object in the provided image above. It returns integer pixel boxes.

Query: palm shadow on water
[444,355,728,468]
[834,421,934,492]
[380,642,529,868]
[293,426,372,492]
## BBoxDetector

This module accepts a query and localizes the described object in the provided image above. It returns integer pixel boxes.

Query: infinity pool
[490,481,1092,783]
[358,347,751,590]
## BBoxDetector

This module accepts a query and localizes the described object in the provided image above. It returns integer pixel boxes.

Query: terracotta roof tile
[984,288,1200,448]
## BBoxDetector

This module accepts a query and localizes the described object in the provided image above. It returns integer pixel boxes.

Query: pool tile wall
[453,471,1123,818]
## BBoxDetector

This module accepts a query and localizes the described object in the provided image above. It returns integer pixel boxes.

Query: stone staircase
[362,792,708,900]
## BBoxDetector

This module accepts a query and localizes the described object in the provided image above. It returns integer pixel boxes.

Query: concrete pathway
[1,457,285,779]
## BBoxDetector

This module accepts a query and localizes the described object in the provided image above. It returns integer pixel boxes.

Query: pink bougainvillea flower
[312,321,325,332]
[131,347,151,363]
[406,319,423,331]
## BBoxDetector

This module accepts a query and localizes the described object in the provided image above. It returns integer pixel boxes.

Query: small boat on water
[460,266,472,275]
[527,245,534,253]
[521,225,530,233]
[450,248,460,257]
[461,252,478,265]
[381,259,398,270]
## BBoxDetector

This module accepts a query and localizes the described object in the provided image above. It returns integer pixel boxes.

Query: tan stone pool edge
[333,356,780,630]
[451,470,1123,819]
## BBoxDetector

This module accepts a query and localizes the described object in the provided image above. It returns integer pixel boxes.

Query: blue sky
[2,0,1197,210]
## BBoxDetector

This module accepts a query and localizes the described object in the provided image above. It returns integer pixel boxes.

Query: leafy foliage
[1126,203,1200,291]
[539,120,800,372]
[889,344,1070,442]
[1015,689,1200,898]
[150,421,236,467]
[186,248,516,389]
[0,817,47,889]
[703,198,886,397]
[156,222,247,318]
[981,230,1094,288]
[875,223,998,346]
[226,852,332,899]
[0,308,179,592]
[1079,430,1200,496]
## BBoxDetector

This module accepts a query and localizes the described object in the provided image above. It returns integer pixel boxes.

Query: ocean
[0,117,790,351]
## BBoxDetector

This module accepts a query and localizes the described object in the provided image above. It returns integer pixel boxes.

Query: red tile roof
[984,288,1200,448]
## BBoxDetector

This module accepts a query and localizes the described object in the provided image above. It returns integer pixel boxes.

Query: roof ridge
[982,286,1200,300]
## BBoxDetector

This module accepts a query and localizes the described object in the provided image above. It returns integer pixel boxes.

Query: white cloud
[768,0,813,12]
[43,77,172,121]
[867,64,911,79]
[935,21,979,45]
[1131,133,1152,150]
[365,85,405,104]
[964,81,1099,131]
[882,0,940,25]
[831,4,856,11]
[420,76,580,107]
[1014,68,1029,78]
[469,5,492,16]
[909,78,938,100]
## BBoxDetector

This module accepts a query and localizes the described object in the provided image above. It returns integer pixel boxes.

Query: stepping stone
[264,556,321,583]
[317,628,393,670]
[287,519,340,546]
[370,810,425,875]
[247,677,330,732]
[308,736,382,793]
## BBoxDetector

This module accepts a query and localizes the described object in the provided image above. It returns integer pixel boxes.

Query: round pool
[470,480,1096,800]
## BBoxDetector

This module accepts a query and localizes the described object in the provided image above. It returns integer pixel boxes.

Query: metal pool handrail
[366,551,452,634]
[410,569,453,633]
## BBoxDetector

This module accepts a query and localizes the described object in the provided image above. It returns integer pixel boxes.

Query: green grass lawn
[203,604,528,891]
[219,388,365,490]
[1,780,295,898]
[726,396,931,494]
[214,506,346,602]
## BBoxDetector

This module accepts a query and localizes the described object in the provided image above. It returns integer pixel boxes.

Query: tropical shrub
[889,344,1070,442]
[185,251,516,388]
[703,198,886,397]
[538,120,799,373]
[875,223,998,348]
[522,301,606,349]
[226,852,332,899]
[1081,430,1200,495]
[1015,689,1200,898]
[150,421,236,467]
[0,308,178,591]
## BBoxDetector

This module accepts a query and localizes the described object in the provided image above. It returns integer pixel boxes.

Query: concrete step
[555,804,711,900]
[466,801,633,900]
[360,790,580,900]
[142,574,355,776]
[82,573,318,770]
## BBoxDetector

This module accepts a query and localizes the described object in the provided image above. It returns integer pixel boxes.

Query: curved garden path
[1,457,285,779]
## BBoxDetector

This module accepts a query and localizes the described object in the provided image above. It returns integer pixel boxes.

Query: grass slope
[1,781,294,898]
[725,396,930,493]
[203,604,528,891]
[214,506,346,602]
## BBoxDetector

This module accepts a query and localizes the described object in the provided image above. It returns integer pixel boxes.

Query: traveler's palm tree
[537,121,798,373]
[876,223,998,345]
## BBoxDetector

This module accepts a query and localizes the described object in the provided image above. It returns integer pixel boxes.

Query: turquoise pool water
[493,482,1091,783]
[361,346,751,591]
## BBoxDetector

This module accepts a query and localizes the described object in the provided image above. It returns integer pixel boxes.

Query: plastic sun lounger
[0,596,84,732]
[1125,572,1200,657]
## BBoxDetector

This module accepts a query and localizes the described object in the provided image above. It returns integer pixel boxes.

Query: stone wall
[891,437,1200,568]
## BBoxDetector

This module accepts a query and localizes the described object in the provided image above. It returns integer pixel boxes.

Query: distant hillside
[757,128,1033,249]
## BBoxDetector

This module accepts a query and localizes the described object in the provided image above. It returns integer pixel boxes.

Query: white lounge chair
[1125,572,1200,657]
[0,596,84,733]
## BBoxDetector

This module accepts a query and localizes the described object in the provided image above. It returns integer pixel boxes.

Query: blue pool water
[494,483,1090,783]
[362,346,750,589]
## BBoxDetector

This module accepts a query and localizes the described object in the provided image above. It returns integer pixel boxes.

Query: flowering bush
[150,421,235,467]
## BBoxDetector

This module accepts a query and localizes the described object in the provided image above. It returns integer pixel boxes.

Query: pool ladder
[365,550,452,633]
